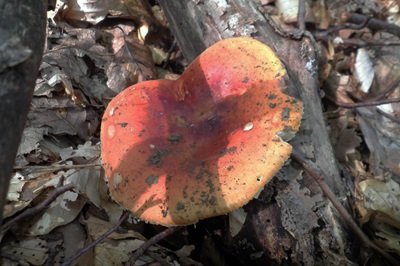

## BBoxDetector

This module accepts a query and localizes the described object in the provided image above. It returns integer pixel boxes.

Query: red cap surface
[101,37,302,226]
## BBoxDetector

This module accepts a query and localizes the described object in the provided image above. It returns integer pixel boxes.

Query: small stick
[291,150,398,264]
[344,12,400,38]
[162,39,177,69]
[62,211,130,266]
[325,77,400,108]
[367,78,400,101]
[125,226,182,266]
[377,109,400,124]
[297,0,306,32]
[13,163,101,172]
[318,36,400,48]
[328,96,400,108]
[315,16,370,39]
[1,183,75,234]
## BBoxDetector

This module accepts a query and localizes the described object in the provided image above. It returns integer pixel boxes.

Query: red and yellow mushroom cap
[101,37,302,226]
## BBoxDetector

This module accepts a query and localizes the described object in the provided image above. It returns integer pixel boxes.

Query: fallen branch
[0,0,47,226]
[291,150,398,265]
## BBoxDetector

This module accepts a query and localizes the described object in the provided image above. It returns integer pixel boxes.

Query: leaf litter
[2,0,400,265]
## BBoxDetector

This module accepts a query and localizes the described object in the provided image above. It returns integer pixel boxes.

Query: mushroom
[101,37,302,226]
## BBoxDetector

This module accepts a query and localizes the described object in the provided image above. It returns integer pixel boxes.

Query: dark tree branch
[0,0,47,225]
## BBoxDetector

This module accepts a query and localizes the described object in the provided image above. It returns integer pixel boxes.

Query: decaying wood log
[0,1,47,225]
[159,1,353,265]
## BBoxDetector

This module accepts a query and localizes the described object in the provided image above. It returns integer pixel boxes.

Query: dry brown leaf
[113,35,156,81]
[105,26,156,90]
[62,0,112,24]
[358,113,400,176]
[229,208,247,237]
[5,171,62,219]
[84,215,145,240]
[66,167,103,206]
[41,26,120,102]
[17,127,48,156]
[82,215,198,265]
[56,221,93,265]
[29,108,88,137]
[59,141,100,162]
[109,0,154,23]
[1,238,48,265]
[371,218,400,255]
[95,239,146,265]
[357,179,400,224]
[333,128,362,163]
[28,191,87,236]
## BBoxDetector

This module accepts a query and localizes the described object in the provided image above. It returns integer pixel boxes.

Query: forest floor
[1,0,400,265]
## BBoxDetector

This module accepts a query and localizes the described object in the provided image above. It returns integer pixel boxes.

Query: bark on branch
[159,0,351,264]
[0,1,47,224]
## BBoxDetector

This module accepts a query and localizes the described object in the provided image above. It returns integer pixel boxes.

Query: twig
[62,211,130,266]
[317,35,400,48]
[315,16,370,39]
[338,38,400,47]
[344,12,400,38]
[326,78,400,109]
[291,150,398,265]
[377,109,400,124]
[13,163,101,172]
[297,0,306,32]
[126,226,182,266]
[1,183,75,234]
[162,39,177,68]
[368,78,400,101]
[258,5,320,60]
[328,96,400,108]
